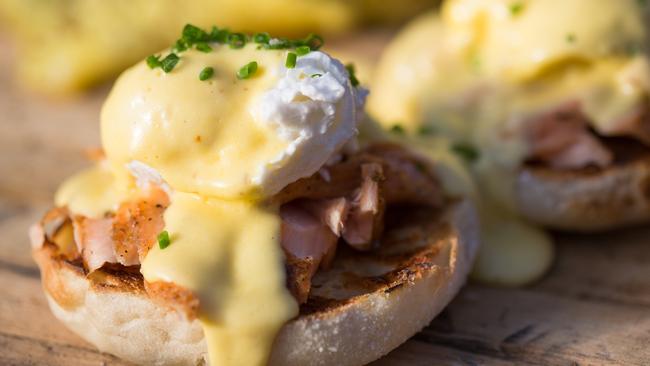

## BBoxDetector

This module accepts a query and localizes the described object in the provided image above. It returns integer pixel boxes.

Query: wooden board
[1,34,650,366]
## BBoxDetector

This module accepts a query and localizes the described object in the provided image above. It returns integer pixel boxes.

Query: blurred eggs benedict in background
[369,0,650,284]
[30,25,480,365]
[0,0,439,95]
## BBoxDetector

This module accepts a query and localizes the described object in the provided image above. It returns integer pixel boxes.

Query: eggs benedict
[369,0,650,233]
[29,25,479,365]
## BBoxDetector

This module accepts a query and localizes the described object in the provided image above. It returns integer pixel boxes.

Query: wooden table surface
[1,34,650,366]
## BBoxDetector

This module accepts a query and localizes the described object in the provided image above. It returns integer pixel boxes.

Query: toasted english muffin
[32,199,478,366]
[517,139,650,232]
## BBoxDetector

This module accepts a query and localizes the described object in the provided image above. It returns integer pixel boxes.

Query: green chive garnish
[627,43,640,56]
[157,231,171,249]
[173,39,188,53]
[286,52,297,68]
[146,55,162,69]
[509,2,524,15]
[418,125,436,136]
[209,26,229,43]
[146,25,327,78]
[566,33,576,43]
[195,42,212,53]
[228,33,247,49]
[253,32,271,44]
[451,143,479,163]
[311,73,322,78]
[160,53,180,73]
[237,61,258,79]
[182,24,208,43]
[345,63,360,87]
[263,38,290,50]
[304,33,324,50]
[199,67,214,81]
[390,125,405,135]
[295,46,310,56]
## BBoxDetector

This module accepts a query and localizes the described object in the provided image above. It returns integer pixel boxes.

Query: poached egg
[102,43,365,199]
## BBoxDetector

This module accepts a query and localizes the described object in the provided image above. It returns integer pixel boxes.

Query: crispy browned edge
[32,204,468,318]
[31,199,479,366]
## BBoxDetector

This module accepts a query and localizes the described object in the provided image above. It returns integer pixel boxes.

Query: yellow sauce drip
[56,170,298,365]
[54,163,131,218]
[472,208,554,286]
[141,192,298,365]
[390,131,555,286]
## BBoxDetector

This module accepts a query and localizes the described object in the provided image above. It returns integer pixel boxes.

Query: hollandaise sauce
[101,44,290,199]
[142,192,298,365]
[56,171,298,365]
[54,163,131,218]
[377,127,555,286]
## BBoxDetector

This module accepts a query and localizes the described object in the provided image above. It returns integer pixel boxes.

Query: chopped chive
[146,55,162,69]
[345,63,360,87]
[195,42,212,53]
[237,61,258,79]
[182,24,208,43]
[566,33,576,43]
[199,67,214,81]
[311,73,322,78]
[157,231,171,249]
[173,39,188,53]
[286,52,297,68]
[627,43,641,56]
[295,46,310,56]
[418,125,436,136]
[451,143,479,163]
[209,26,229,43]
[304,33,324,50]
[253,32,271,44]
[390,125,405,134]
[160,53,180,73]
[147,26,327,76]
[228,33,247,49]
[509,2,524,16]
[263,37,290,50]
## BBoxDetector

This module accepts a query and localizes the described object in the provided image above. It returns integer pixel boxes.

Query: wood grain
[1,35,650,366]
